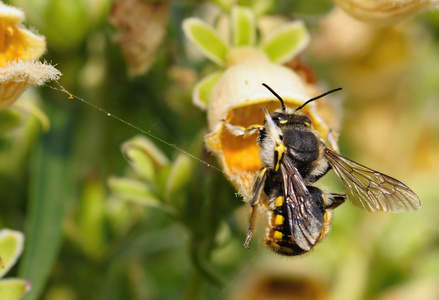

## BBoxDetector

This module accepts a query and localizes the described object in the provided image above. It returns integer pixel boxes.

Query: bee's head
[270,111,313,128]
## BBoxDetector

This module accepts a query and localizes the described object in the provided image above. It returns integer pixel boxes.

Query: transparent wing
[325,148,420,212]
[281,158,324,251]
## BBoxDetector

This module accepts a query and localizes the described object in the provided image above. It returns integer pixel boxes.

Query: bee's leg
[243,206,257,249]
[221,119,264,138]
[243,168,268,249]
[325,193,346,209]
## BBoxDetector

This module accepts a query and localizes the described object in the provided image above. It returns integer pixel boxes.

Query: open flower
[0,229,30,300]
[0,59,61,110]
[183,6,310,110]
[0,2,45,66]
[183,6,336,198]
[0,2,60,110]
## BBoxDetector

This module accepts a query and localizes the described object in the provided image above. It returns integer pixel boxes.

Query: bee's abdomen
[265,220,307,256]
[265,195,332,256]
[264,196,306,256]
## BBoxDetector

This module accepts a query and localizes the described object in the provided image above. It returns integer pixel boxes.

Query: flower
[183,6,336,198]
[0,2,60,110]
[0,2,46,67]
[183,6,310,110]
[0,59,61,110]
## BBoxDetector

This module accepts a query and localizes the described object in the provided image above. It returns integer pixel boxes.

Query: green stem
[184,269,206,300]
[18,101,73,300]
[189,239,227,288]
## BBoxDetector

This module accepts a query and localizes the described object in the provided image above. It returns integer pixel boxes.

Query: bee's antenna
[295,88,342,112]
[262,83,286,112]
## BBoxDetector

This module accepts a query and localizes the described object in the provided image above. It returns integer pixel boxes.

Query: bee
[223,83,421,256]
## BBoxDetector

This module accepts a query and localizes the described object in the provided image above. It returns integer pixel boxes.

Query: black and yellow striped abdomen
[265,193,333,256]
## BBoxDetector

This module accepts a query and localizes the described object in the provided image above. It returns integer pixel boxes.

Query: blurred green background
[1,0,439,299]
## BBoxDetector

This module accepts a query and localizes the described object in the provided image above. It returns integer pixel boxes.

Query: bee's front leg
[243,168,268,249]
[221,119,264,138]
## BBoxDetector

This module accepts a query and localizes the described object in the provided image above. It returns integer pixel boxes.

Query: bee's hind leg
[243,168,268,249]
[325,193,346,210]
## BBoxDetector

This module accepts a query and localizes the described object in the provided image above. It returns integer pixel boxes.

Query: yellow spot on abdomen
[275,196,284,207]
[273,231,283,240]
[274,214,285,225]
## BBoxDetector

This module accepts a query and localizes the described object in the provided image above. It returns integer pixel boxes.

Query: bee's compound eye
[303,116,312,126]
[270,112,289,124]
[271,115,281,123]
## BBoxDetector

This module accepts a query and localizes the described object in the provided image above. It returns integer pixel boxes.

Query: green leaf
[0,109,22,131]
[192,71,223,110]
[108,177,159,206]
[164,154,194,209]
[209,0,233,11]
[108,177,177,217]
[75,180,106,259]
[18,104,72,300]
[231,6,256,46]
[183,18,229,66]
[121,135,170,182]
[0,230,24,278]
[125,147,155,182]
[251,0,275,17]
[0,279,31,300]
[13,0,110,51]
[260,20,310,64]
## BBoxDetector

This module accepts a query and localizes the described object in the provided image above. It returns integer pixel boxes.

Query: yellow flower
[204,59,333,198]
[0,59,61,109]
[0,2,60,111]
[0,2,46,67]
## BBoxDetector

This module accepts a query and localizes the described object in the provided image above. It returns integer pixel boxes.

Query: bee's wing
[281,158,324,251]
[324,148,420,212]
